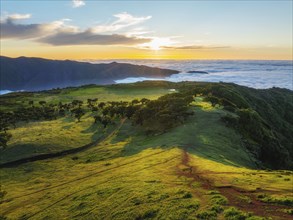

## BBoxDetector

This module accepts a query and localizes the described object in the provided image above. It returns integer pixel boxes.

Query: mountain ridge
[0,56,179,91]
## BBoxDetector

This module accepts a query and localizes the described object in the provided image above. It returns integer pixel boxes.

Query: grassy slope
[0,82,292,219]
[0,85,170,164]
[0,114,109,164]
[0,84,171,111]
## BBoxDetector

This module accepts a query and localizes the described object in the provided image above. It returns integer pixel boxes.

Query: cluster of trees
[0,99,92,148]
[0,97,157,148]
[92,93,194,134]
[203,95,237,112]
[221,108,290,169]
[131,93,194,134]
[0,91,197,149]
[186,82,293,169]
[0,111,14,148]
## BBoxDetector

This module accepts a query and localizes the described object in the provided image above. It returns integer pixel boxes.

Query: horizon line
[1,55,292,62]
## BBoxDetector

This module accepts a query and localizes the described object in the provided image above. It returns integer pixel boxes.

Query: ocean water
[91,59,293,90]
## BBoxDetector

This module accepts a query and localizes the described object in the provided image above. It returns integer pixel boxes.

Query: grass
[0,148,201,219]
[0,82,292,219]
[0,113,112,164]
[257,194,293,206]
[210,194,228,205]
[223,207,262,220]
[0,84,171,111]
[196,210,217,219]
[115,101,256,168]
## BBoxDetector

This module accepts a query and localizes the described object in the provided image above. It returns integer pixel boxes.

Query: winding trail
[176,148,292,219]
[0,118,126,168]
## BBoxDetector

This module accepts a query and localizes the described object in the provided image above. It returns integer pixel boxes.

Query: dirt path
[0,118,126,168]
[175,148,211,209]
[176,148,292,219]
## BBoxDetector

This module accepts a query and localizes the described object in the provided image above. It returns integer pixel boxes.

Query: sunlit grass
[0,113,109,164]
[0,85,292,219]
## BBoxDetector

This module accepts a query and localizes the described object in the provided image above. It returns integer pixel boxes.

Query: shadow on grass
[1,108,257,169]
[62,116,75,123]
[0,143,54,164]
[110,108,257,169]
[82,120,119,142]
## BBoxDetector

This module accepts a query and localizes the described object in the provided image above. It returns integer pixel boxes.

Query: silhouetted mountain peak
[0,56,179,91]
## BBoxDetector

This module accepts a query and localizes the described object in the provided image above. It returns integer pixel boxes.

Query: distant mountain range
[0,56,179,91]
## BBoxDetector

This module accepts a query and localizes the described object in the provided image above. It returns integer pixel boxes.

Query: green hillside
[0,81,292,220]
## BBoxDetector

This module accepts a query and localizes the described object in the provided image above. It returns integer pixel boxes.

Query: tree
[72,100,83,108]
[59,109,66,117]
[87,99,98,108]
[6,112,16,129]
[101,116,111,128]
[98,102,106,109]
[39,101,46,107]
[91,107,99,112]
[0,120,9,133]
[204,96,219,107]
[140,98,150,105]
[131,99,140,105]
[92,98,98,104]
[0,132,12,149]
[72,108,85,122]
[93,115,102,124]
[132,92,194,134]
[28,100,34,106]
[125,105,140,119]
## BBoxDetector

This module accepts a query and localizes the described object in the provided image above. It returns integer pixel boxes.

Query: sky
[0,0,292,60]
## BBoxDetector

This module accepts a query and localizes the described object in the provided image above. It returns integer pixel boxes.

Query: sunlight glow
[140,37,175,51]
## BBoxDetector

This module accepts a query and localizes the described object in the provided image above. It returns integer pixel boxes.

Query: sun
[148,38,163,50]
[140,37,174,51]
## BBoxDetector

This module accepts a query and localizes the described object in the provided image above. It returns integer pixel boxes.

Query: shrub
[182,192,193,199]
[196,210,217,220]
[0,215,8,220]
[224,207,251,220]
[211,194,228,205]
[71,156,79,160]
[207,190,220,195]
[283,209,293,215]
[0,189,7,200]
[184,201,200,210]
[257,194,293,206]
[210,205,224,213]
[0,132,12,149]
[136,209,158,219]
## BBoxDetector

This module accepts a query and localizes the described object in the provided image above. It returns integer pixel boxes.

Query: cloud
[38,30,150,46]
[161,45,230,50]
[0,17,74,39]
[72,0,85,8]
[0,12,153,46]
[125,27,154,37]
[93,12,151,33]
[6,13,31,20]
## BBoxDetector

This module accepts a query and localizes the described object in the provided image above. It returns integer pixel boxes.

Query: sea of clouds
[101,60,292,90]
[1,60,292,95]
